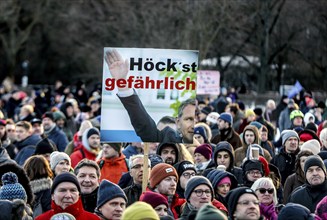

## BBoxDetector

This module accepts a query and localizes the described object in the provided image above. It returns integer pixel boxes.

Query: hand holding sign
[105,49,129,82]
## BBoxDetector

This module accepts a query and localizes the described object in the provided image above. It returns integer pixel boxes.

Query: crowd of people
[0,79,327,220]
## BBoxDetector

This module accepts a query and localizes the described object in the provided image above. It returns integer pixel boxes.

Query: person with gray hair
[251,177,278,220]
[123,154,151,206]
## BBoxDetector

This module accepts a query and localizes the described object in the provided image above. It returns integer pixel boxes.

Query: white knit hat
[300,139,321,155]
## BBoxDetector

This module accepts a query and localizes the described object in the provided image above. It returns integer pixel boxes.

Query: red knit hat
[149,163,178,188]
[139,191,168,208]
[194,144,212,160]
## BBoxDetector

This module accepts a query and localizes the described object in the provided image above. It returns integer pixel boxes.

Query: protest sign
[100,48,198,143]
[196,70,220,95]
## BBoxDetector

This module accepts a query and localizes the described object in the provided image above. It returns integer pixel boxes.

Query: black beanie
[42,112,54,121]
[173,161,196,178]
[242,159,263,174]
[184,176,214,202]
[51,172,81,194]
[34,138,56,155]
[86,127,100,139]
[304,155,326,176]
[226,187,258,217]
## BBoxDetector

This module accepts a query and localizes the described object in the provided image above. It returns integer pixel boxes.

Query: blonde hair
[251,177,278,205]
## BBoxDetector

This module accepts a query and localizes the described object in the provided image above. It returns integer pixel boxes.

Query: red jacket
[212,198,228,215]
[70,147,97,168]
[98,154,128,184]
[35,198,99,220]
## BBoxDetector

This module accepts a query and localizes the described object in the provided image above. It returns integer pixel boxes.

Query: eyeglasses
[131,164,150,170]
[193,189,211,197]
[182,172,196,179]
[247,170,262,176]
[257,188,274,194]
[237,200,260,206]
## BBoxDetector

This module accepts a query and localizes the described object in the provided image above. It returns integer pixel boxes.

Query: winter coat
[14,145,35,166]
[81,187,98,213]
[283,173,305,203]
[46,125,69,152]
[14,133,41,151]
[35,197,100,220]
[30,178,52,218]
[278,107,292,132]
[98,153,129,184]
[123,183,142,207]
[289,179,327,213]
[270,148,299,185]
[211,127,242,150]
[0,199,33,219]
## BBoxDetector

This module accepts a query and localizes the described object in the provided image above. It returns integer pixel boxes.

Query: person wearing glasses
[123,154,151,207]
[251,177,278,220]
[226,186,262,220]
[173,161,197,198]
[180,176,227,219]
[242,159,264,187]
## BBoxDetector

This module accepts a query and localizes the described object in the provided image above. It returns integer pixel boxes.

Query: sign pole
[142,143,149,193]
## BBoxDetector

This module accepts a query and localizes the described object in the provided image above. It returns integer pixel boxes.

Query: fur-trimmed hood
[30,178,52,194]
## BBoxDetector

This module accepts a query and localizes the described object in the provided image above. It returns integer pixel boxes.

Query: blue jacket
[47,126,69,152]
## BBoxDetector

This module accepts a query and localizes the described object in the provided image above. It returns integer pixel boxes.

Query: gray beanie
[50,151,71,170]
[184,176,214,202]
[282,130,300,146]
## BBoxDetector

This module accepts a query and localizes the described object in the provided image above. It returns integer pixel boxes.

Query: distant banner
[100,48,198,142]
[197,70,220,95]
[288,80,303,99]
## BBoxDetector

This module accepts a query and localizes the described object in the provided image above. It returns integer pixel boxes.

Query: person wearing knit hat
[219,113,233,125]
[149,163,184,219]
[50,151,72,176]
[289,155,327,213]
[0,172,27,202]
[122,201,159,220]
[242,159,264,187]
[156,143,179,165]
[42,110,69,152]
[173,161,196,198]
[301,139,321,155]
[34,138,57,162]
[70,127,101,168]
[299,128,320,143]
[140,191,169,217]
[271,129,300,185]
[194,144,214,174]
[37,172,99,220]
[182,176,227,218]
[98,142,128,184]
[195,203,227,220]
[194,126,208,144]
[278,203,314,220]
[95,179,127,220]
[226,187,260,220]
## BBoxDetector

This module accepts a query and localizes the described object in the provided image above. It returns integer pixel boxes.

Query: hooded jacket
[70,128,100,168]
[213,141,243,184]
[234,125,271,167]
